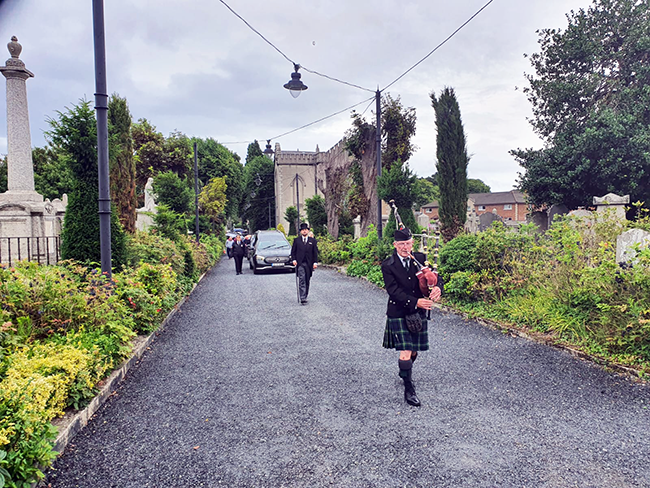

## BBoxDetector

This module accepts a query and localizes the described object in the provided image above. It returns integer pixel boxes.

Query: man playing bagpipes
[381,210,443,407]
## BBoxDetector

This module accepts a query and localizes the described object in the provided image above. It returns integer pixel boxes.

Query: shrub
[125,231,185,276]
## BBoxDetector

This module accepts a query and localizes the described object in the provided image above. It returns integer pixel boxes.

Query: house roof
[422,190,526,209]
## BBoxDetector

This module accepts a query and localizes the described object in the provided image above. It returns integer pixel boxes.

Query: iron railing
[0,236,61,266]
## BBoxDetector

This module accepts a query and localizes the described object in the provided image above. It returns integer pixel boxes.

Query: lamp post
[193,141,200,243]
[375,89,382,239]
[92,0,112,277]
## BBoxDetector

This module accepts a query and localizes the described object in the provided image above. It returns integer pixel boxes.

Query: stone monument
[136,177,157,231]
[593,193,629,221]
[0,37,65,264]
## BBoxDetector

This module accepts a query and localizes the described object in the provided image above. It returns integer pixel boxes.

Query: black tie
[403,258,409,271]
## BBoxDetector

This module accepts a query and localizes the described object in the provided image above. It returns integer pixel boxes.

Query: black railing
[0,236,61,266]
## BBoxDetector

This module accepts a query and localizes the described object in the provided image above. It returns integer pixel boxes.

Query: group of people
[223,221,443,407]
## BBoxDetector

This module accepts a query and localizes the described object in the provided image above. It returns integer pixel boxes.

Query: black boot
[398,359,421,407]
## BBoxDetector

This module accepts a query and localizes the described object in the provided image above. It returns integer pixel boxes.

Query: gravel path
[45,258,650,487]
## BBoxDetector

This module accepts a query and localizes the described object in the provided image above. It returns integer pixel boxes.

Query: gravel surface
[44,258,650,487]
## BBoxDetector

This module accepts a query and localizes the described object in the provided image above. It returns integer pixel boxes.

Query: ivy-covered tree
[431,87,469,242]
[305,195,327,235]
[47,100,126,268]
[382,94,417,172]
[512,0,650,208]
[108,94,137,233]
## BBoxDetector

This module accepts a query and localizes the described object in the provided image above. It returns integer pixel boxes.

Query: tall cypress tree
[430,87,469,242]
[48,100,126,268]
[108,94,136,233]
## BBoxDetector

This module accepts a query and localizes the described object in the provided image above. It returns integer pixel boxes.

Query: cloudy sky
[0,0,594,191]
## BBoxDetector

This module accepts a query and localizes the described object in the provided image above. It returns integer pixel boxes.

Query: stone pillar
[0,36,41,203]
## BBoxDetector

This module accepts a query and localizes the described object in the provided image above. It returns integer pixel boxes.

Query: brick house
[420,190,529,222]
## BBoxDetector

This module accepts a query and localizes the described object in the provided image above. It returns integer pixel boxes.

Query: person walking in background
[226,236,234,259]
[232,234,246,275]
[381,226,442,407]
[291,222,318,304]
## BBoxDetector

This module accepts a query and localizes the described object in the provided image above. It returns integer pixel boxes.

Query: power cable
[382,0,495,91]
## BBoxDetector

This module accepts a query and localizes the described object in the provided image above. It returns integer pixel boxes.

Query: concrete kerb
[49,271,207,456]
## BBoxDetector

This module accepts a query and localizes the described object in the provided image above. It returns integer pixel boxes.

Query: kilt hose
[382,315,429,351]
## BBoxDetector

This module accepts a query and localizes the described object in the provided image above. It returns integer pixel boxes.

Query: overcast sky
[0,0,594,191]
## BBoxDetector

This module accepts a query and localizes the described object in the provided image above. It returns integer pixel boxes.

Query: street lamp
[263,139,274,156]
[283,64,308,98]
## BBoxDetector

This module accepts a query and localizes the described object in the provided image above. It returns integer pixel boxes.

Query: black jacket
[291,236,318,276]
[232,240,246,258]
[381,251,439,318]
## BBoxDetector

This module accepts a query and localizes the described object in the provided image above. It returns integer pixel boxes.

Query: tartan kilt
[382,315,429,351]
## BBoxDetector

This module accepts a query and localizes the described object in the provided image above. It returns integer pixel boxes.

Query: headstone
[616,228,650,264]
[547,204,568,227]
[567,208,593,219]
[417,212,430,229]
[479,212,502,232]
[593,193,629,221]
[528,210,548,232]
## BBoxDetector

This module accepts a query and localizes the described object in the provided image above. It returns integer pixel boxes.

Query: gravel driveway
[44,258,650,487]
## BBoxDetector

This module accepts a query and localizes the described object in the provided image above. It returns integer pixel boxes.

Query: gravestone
[547,204,568,227]
[616,228,650,264]
[593,193,629,221]
[528,210,548,232]
[479,211,502,232]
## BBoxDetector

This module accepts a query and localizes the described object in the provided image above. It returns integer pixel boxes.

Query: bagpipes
[389,200,440,299]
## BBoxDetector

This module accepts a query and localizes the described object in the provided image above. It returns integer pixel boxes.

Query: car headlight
[256,255,265,262]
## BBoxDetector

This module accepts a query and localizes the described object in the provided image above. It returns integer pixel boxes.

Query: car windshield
[258,238,290,250]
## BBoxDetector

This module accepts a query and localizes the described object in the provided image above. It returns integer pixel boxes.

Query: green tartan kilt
[382,315,429,351]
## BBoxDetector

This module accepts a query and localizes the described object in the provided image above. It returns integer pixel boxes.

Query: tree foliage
[305,195,327,235]
[467,178,491,194]
[199,176,227,225]
[108,94,137,233]
[152,171,194,214]
[381,94,417,171]
[47,100,126,268]
[32,146,74,200]
[241,153,274,232]
[512,0,650,208]
[378,163,418,234]
[284,206,299,235]
[431,87,469,242]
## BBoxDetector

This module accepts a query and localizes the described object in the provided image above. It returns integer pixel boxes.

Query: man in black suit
[291,222,319,304]
[381,226,442,407]
[231,234,246,275]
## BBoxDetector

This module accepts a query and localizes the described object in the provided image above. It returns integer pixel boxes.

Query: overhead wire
[218,0,496,143]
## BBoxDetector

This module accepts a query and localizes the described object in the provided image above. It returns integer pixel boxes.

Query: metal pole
[295,173,300,234]
[268,201,272,229]
[93,0,112,277]
[376,89,383,240]
[194,141,200,243]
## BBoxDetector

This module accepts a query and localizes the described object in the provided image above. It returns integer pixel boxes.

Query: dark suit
[232,240,246,274]
[291,235,319,301]
[382,251,428,318]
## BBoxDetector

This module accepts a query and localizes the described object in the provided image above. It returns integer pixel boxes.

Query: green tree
[199,176,227,229]
[413,177,439,209]
[108,94,136,233]
[305,195,327,235]
[47,100,126,268]
[467,178,491,194]
[246,140,264,165]
[378,163,419,239]
[32,146,74,200]
[431,87,469,242]
[152,171,194,214]
[193,137,244,219]
[512,0,650,208]
[241,153,274,232]
[284,206,299,235]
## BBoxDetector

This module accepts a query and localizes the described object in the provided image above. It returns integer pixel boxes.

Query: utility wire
[299,66,374,93]
[269,96,375,141]
[382,0,495,91]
